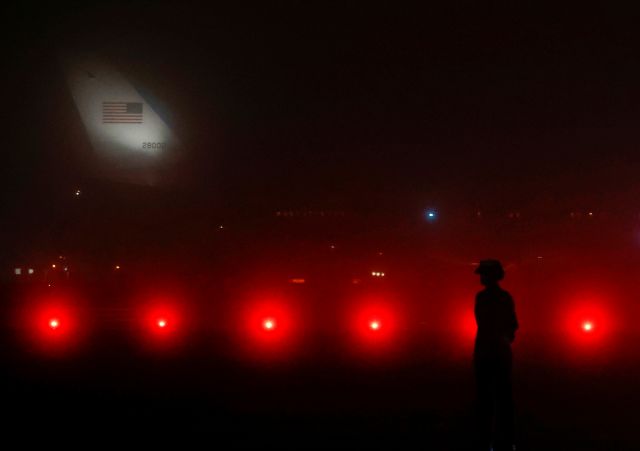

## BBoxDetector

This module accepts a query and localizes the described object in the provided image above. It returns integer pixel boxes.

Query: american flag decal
[102,101,143,124]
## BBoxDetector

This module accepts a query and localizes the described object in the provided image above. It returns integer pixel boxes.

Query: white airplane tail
[63,55,181,186]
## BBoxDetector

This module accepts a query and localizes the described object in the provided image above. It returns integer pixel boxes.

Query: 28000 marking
[142,142,166,149]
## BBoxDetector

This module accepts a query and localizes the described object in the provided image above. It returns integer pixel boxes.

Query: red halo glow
[560,290,616,355]
[262,318,276,331]
[238,296,301,360]
[347,297,403,357]
[135,293,189,352]
[17,293,89,356]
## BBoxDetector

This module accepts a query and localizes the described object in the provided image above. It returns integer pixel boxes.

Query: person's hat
[474,259,505,281]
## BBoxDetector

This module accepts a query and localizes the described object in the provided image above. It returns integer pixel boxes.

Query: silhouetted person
[473,259,518,451]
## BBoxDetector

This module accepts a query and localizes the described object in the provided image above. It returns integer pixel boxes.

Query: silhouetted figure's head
[474,259,505,287]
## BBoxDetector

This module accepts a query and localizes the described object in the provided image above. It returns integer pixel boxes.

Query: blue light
[425,209,438,222]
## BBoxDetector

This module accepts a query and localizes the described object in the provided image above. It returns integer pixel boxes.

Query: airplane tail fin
[62,54,182,186]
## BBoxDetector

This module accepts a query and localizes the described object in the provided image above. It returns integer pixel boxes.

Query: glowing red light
[348,300,402,354]
[561,291,617,354]
[240,298,300,360]
[135,297,190,353]
[18,297,90,355]
[145,309,178,336]
[263,318,276,330]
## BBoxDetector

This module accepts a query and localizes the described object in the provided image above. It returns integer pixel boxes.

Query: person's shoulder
[499,288,514,302]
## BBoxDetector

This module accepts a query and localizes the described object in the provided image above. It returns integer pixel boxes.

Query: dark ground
[2,320,638,449]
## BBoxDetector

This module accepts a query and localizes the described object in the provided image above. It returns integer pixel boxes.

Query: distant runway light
[351,303,400,349]
[425,209,438,222]
[263,318,275,331]
[142,304,185,346]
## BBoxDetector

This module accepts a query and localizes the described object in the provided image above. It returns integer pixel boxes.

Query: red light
[353,306,395,339]
[263,318,276,330]
[450,305,477,342]
[348,299,402,355]
[145,309,178,335]
[560,290,616,355]
[239,297,300,360]
[17,296,89,356]
[136,295,189,352]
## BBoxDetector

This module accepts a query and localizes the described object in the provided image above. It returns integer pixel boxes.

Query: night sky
[5,3,640,218]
